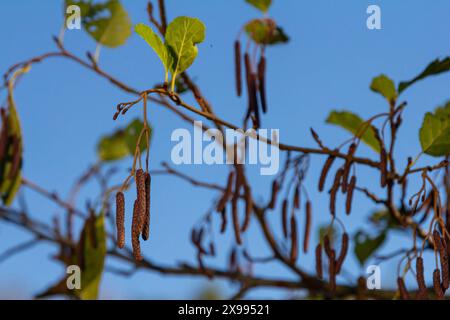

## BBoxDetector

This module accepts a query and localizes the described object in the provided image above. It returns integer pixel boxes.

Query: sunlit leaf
[419,102,450,157]
[245,19,289,45]
[326,110,381,153]
[398,57,450,94]
[245,0,272,13]
[165,16,206,87]
[370,74,397,102]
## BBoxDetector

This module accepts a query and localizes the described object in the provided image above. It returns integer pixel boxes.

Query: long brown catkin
[380,148,388,188]
[115,192,125,248]
[315,244,323,280]
[303,201,311,253]
[433,231,449,290]
[341,143,356,192]
[258,55,267,113]
[329,249,336,293]
[415,257,427,300]
[142,172,151,241]
[131,200,143,261]
[335,233,349,274]
[290,214,298,263]
[282,199,288,238]
[135,169,146,234]
[234,40,242,97]
[318,154,336,192]
[345,175,356,215]
[433,269,444,300]
[330,169,343,216]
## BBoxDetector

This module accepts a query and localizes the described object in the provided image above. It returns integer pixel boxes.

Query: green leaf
[245,19,289,45]
[419,102,450,157]
[398,57,450,94]
[165,16,206,89]
[68,0,132,48]
[370,74,397,102]
[0,65,29,206]
[354,230,386,265]
[326,111,381,153]
[135,23,172,81]
[77,213,106,300]
[245,0,272,13]
[97,118,152,162]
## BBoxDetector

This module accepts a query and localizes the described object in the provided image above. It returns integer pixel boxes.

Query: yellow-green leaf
[135,23,172,80]
[245,0,272,13]
[419,102,450,157]
[370,74,397,102]
[326,110,381,153]
[244,19,289,45]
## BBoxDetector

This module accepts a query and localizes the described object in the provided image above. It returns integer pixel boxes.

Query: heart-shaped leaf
[326,110,381,153]
[165,16,206,90]
[370,74,397,102]
[419,102,450,157]
[354,230,386,265]
[398,57,450,94]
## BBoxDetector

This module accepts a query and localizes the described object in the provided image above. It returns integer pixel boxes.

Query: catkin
[268,180,279,209]
[415,257,427,300]
[217,171,234,212]
[315,244,323,280]
[303,201,311,253]
[324,235,333,258]
[220,207,227,234]
[329,249,336,293]
[135,169,147,234]
[397,277,410,300]
[142,172,151,241]
[131,200,143,261]
[341,143,356,192]
[330,169,343,216]
[293,185,300,209]
[335,233,349,274]
[232,193,242,245]
[433,269,444,300]
[241,184,252,232]
[318,154,336,192]
[234,40,242,97]
[115,192,125,248]
[345,175,356,215]
[290,214,298,263]
[257,55,267,114]
[282,199,288,238]
[433,231,449,290]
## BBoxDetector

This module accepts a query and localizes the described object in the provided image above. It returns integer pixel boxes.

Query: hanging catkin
[268,180,279,209]
[433,231,449,290]
[330,169,343,216]
[303,201,311,253]
[131,200,143,261]
[315,243,323,280]
[115,192,125,248]
[329,249,336,293]
[433,269,444,300]
[290,214,298,263]
[335,233,348,274]
[142,172,151,241]
[345,175,356,215]
[341,143,356,192]
[318,154,336,192]
[135,169,147,234]
[234,40,242,97]
[257,55,267,114]
[415,257,427,300]
[380,148,388,188]
[397,277,410,300]
[241,184,252,232]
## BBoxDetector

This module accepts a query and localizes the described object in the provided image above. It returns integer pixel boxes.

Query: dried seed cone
[397,277,410,300]
[131,200,143,261]
[315,244,323,280]
[135,169,146,234]
[433,269,444,300]
[115,192,125,248]
[142,172,151,241]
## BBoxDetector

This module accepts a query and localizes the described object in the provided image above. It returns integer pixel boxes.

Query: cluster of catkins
[398,231,449,300]
[234,41,267,128]
[116,169,151,261]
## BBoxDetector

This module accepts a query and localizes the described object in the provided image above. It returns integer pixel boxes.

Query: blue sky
[0,0,450,299]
